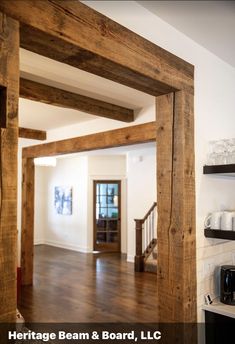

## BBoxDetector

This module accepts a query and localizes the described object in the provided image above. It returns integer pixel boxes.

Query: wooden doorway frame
[93,180,121,252]
[21,122,156,285]
[0,0,196,332]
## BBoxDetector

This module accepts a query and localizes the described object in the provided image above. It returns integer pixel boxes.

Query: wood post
[134,219,144,272]
[173,90,197,324]
[156,92,196,340]
[0,14,19,322]
[21,158,35,285]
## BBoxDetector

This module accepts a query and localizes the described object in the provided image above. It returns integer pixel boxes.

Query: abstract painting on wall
[54,186,72,215]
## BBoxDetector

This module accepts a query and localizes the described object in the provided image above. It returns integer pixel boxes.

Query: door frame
[93,180,121,252]
[0,1,196,329]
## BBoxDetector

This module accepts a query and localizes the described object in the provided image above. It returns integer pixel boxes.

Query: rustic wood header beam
[20,78,134,123]
[0,1,193,96]
[19,127,47,140]
[22,121,156,158]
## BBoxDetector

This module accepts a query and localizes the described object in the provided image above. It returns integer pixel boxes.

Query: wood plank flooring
[18,245,158,322]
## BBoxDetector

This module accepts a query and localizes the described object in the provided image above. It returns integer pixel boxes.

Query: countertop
[202,297,235,318]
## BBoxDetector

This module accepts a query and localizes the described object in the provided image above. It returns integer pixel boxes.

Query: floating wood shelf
[203,164,235,175]
[204,228,235,240]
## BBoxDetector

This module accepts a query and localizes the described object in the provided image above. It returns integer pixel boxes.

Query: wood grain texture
[0,14,19,323]
[21,158,35,286]
[20,78,134,123]
[0,1,193,96]
[173,91,196,326]
[19,127,47,140]
[22,122,156,158]
[156,92,197,339]
[156,93,174,321]
[19,245,158,322]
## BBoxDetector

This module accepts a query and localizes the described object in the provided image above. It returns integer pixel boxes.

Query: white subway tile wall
[197,233,235,321]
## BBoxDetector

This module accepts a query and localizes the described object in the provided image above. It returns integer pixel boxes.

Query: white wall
[34,155,127,253]
[17,102,154,263]
[46,103,155,142]
[35,156,89,252]
[82,0,235,323]
[33,148,156,258]
[126,146,156,262]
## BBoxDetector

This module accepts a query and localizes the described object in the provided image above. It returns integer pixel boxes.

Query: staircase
[134,202,157,273]
[144,245,157,273]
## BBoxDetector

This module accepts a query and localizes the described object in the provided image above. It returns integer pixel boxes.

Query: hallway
[19,245,158,323]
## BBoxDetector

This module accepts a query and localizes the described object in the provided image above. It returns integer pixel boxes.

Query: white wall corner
[127,255,134,263]
[34,240,46,246]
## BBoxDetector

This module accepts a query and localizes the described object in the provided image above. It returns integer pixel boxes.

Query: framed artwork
[54,186,72,215]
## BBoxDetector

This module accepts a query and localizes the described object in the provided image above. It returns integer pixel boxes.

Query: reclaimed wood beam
[0,0,197,329]
[21,157,35,286]
[156,92,197,339]
[156,93,175,322]
[0,14,19,322]
[22,121,156,158]
[0,1,194,96]
[20,78,134,123]
[172,90,196,326]
[19,127,47,140]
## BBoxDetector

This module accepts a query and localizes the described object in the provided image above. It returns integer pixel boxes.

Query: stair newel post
[134,219,144,272]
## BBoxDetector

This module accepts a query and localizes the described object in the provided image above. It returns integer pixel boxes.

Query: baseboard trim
[34,240,130,258]
[43,240,92,253]
[34,240,45,245]
[127,255,134,263]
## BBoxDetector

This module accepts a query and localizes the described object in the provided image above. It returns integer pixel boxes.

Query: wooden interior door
[94,180,121,252]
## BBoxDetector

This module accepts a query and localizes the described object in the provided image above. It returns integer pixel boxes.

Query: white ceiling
[19,98,97,131]
[138,1,235,68]
[19,49,153,130]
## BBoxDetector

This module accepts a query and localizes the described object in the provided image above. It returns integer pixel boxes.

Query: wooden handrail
[143,202,157,222]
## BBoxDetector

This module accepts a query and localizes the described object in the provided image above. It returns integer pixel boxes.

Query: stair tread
[144,258,157,273]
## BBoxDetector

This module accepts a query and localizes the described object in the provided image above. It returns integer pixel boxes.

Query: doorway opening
[19,143,157,322]
[0,0,196,326]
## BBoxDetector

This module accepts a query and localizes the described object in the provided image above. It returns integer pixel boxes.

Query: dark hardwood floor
[18,245,158,322]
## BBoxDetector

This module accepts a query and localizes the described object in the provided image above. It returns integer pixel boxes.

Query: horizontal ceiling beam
[19,127,47,140]
[0,1,193,96]
[22,121,156,158]
[20,78,134,123]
